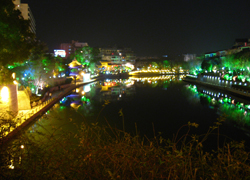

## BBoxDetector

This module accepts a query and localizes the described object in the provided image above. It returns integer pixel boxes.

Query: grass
[0,108,250,179]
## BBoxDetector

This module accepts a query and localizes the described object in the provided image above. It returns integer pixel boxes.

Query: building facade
[99,46,136,64]
[60,40,88,58]
[13,0,36,34]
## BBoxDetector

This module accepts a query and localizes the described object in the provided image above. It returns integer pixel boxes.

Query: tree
[72,46,93,66]
[0,0,35,66]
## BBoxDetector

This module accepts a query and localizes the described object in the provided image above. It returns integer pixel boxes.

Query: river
[22,75,250,150]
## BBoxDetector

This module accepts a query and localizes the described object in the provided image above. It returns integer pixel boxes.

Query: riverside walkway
[1,79,97,145]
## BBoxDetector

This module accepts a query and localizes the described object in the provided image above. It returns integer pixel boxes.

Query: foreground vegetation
[0,114,249,180]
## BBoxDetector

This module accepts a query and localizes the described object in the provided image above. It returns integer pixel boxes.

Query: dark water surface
[25,75,250,149]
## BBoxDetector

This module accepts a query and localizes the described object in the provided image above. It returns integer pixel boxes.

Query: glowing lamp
[12,73,15,79]
[1,86,10,103]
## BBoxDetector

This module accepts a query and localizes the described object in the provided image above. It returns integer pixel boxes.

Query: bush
[0,114,250,179]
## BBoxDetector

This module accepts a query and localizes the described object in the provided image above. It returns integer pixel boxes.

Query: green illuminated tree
[72,46,100,73]
[163,60,170,69]
[0,0,35,66]
[73,46,93,66]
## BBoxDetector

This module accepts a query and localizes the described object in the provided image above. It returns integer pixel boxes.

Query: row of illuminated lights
[190,85,231,99]
[129,76,182,81]
[190,85,250,111]
[49,74,66,78]
[202,92,250,114]
[204,76,248,86]
[129,69,185,74]
[17,73,66,81]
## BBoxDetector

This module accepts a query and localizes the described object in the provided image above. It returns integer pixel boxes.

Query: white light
[1,86,9,103]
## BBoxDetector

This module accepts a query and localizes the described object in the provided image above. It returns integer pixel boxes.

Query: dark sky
[22,0,250,57]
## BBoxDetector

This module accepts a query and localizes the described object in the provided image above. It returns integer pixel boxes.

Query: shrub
[0,115,250,179]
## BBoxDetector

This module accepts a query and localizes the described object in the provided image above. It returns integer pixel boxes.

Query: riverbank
[183,77,250,100]
[0,79,97,145]
[1,76,250,179]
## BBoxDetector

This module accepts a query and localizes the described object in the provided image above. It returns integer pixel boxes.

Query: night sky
[22,0,250,57]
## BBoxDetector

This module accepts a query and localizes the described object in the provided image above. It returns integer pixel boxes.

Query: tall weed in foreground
[0,111,250,179]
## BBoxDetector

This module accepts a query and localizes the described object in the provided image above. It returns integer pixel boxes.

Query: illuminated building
[68,59,82,77]
[60,40,88,58]
[13,0,36,34]
[98,46,136,73]
[99,46,136,65]
[54,49,66,58]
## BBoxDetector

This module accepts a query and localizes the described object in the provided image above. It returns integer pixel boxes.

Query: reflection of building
[13,0,36,34]
[60,40,88,58]
[99,79,136,101]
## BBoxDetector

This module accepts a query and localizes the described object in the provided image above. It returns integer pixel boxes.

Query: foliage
[10,41,67,92]
[201,57,221,71]
[0,65,13,85]
[0,0,35,66]
[0,114,250,179]
[203,50,250,76]
[72,46,93,66]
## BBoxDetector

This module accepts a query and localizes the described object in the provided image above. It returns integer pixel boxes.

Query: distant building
[183,54,196,62]
[13,0,36,34]
[60,40,88,58]
[204,38,250,59]
[98,46,136,72]
[233,38,250,48]
[99,46,136,64]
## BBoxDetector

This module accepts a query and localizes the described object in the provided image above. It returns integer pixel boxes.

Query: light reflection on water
[25,76,250,147]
